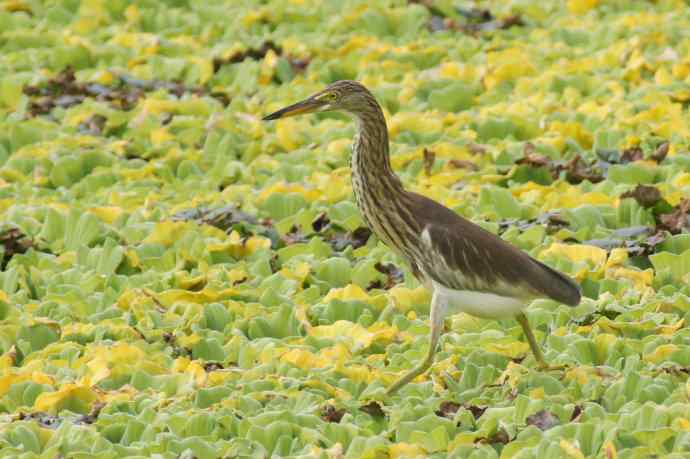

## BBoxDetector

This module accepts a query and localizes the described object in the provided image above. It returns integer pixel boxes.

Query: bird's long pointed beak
[262,98,325,121]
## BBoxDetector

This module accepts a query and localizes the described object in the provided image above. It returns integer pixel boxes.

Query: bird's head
[263,80,375,120]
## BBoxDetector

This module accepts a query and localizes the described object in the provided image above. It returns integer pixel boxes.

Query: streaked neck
[350,106,402,194]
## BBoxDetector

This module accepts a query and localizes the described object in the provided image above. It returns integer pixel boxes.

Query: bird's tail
[532,259,582,306]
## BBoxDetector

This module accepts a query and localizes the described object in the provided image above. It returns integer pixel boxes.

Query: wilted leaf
[360,401,385,418]
[526,410,560,431]
[321,404,345,423]
[621,184,662,208]
[620,146,643,163]
[651,142,669,162]
[0,227,34,269]
[657,199,690,234]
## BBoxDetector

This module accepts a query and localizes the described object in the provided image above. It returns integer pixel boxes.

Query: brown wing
[406,192,581,306]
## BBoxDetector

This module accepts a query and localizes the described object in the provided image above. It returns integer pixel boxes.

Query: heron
[263,80,581,395]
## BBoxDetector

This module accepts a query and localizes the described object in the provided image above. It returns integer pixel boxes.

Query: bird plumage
[263,80,581,394]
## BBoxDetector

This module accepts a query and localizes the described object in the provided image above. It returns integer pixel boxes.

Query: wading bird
[263,81,581,395]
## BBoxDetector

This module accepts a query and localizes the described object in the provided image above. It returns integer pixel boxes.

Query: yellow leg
[516,312,563,371]
[387,292,446,395]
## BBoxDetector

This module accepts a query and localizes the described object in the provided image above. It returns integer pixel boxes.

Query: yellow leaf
[281,262,311,284]
[310,320,397,351]
[389,285,431,312]
[559,439,586,459]
[34,384,99,414]
[1,0,32,14]
[190,57,214,85]
[675,418,690,433]
[644,344,679,364]
[658,319,685,336]
[143,221,191,246]
[281,348,330,369]
[85,358,110,385]
[389,443,426,459]
[548,121,593,149]
[275,118,304,151]
[186,361,207,386]
[389,112,443,137]
[484,48,535,90]
[541,243,607,265]
[607,267,654,290]
[564,367,591,385]
[605,248,628,268]
[150,127,173,146]
[567,0,599,14]
[257,181,321,203]
[335,362,373,384]
[486,341,529,359]
[529,387,545,400]
[88,206,124,224]
[324,283,371,303]
[124,4,140,23]
[498,361,529,389]
[0,346,16,370]
[602,440,617,459]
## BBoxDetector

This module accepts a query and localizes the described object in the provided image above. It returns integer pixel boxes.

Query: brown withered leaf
[17,412,62,429]
[330,226,372,251]
[641,231,667,253]
[288,57,310,74]
[562,155,604,184]
[435,401,461,419]
[465,404,488,420]
[448,159,479,171]
[651,142,669,162]
[498,211,570,236]
[482,427,510,445]
[657,199,690,234]
[620,184,662,208]
[467,142,487,156]
[1,227,34,269]
[620,146,643,163]
[374,262,404,289]
[570,405,583,422]
[516,152,551,169]
[171,205,258,232]
[321,405,345,423]
[312,212,330,232]
[434,6,522,35]
[78,114,107,136]
[456,6,493,21]
[213,41,282,72]
[24,67,223,118]
[526,410,560,431]
[423,148,436,176]
[360,401,385,418]
[203,362,224,372]
[75,402,105,425]
[282,226,308,246]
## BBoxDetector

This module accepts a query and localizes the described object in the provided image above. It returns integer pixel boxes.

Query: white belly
[433,281,526,319]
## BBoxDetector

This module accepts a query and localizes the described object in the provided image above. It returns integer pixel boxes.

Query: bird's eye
[325,92,337,102]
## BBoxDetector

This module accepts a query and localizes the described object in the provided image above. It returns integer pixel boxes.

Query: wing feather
[407,192,581,306]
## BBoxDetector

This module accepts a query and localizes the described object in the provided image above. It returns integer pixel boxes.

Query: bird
[263,80,581,395]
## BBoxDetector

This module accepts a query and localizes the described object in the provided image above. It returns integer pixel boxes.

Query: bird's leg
[386,291,446,395]
[516,312,564,371]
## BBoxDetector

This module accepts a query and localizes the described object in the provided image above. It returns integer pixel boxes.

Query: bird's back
[403,191,581,307]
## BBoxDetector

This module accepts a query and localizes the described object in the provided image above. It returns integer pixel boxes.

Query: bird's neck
[350,107,403,199]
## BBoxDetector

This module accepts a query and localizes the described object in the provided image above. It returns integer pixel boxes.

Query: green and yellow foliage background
[1,0,690,457]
